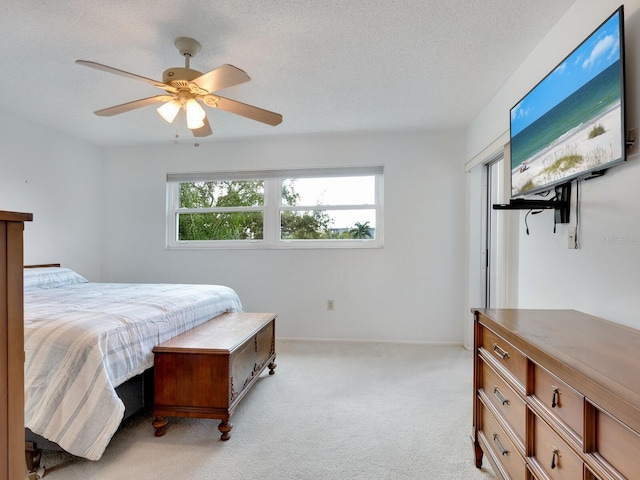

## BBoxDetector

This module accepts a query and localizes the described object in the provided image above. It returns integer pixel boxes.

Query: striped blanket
[24,268,243,460]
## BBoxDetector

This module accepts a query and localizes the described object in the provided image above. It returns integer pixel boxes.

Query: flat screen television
[510,6,626,198]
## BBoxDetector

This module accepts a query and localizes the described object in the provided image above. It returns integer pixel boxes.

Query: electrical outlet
[628,127,638,156]
[568,227,577,249]
[327,300,334,310]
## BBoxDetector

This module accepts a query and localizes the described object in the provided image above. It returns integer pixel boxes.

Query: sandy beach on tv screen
[512,104,622,196]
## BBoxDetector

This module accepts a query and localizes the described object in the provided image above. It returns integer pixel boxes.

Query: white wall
[466,0,640,330]
[0,111,103,279]
[100,130,467,343]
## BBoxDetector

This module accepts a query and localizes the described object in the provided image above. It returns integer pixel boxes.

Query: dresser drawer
[533,364,583,439]
[481,326,527,390]
[595,409,640,479]
[479,401,527,479]
[532,416,583,480]
[480,358,526,447]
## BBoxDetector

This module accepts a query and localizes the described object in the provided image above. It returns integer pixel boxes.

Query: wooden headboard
[24,264,61,268]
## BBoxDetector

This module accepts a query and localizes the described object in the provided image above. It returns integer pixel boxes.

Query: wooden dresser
[0,211,32,480]
[472,308,640,480]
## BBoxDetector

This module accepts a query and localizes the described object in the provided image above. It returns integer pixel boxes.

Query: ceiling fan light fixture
[185,98,206,129]
[77,37,282,139]
[157,99,181,123]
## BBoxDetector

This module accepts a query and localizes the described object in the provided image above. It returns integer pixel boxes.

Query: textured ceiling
[0,0,575,147]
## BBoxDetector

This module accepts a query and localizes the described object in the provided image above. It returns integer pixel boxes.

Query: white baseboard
[276,336,463,347]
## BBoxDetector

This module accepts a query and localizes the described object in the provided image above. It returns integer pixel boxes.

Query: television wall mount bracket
[493,183,570,224]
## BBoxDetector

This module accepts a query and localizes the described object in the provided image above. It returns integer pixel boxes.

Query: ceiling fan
[76,37,282,137]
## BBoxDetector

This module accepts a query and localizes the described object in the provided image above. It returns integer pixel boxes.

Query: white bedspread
[24,269,243,460]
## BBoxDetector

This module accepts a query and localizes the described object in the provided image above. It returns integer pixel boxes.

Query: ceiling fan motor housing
[162,68,209,97]
[162,67,202,84]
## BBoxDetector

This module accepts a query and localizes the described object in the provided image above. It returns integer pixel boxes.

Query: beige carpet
[33,340,496,479]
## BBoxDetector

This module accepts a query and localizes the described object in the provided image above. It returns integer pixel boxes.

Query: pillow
[23,267,89,292]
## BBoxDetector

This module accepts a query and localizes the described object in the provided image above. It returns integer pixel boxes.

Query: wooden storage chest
[152,311,277,440]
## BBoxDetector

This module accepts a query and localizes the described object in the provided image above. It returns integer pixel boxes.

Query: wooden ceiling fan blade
[204,95,282,126]
[94,95,175,116]
[192,116,213,137]
[191,64,251,93]
[76,60,177,93]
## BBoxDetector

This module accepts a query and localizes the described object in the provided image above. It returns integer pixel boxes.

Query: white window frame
[166,166,384,249]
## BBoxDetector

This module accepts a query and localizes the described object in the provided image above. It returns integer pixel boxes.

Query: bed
[23,265,243,469]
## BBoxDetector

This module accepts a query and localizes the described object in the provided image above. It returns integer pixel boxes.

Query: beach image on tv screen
[510,11,623,196]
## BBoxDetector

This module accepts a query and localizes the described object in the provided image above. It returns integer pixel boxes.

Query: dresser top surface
[0,211,33,222]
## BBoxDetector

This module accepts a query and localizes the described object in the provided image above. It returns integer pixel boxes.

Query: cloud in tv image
[510,11,623,197]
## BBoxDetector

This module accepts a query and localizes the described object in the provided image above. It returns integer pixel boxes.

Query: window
[166,167,383,249]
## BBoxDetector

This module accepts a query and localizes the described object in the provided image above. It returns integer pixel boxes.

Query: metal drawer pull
[551,386,560,408]
[551,447,559,469]
[493,433,509,456]
[493,386,510,405]
[492,343,510,360]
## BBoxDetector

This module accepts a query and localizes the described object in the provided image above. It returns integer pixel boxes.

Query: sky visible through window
[289,176,376,230]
